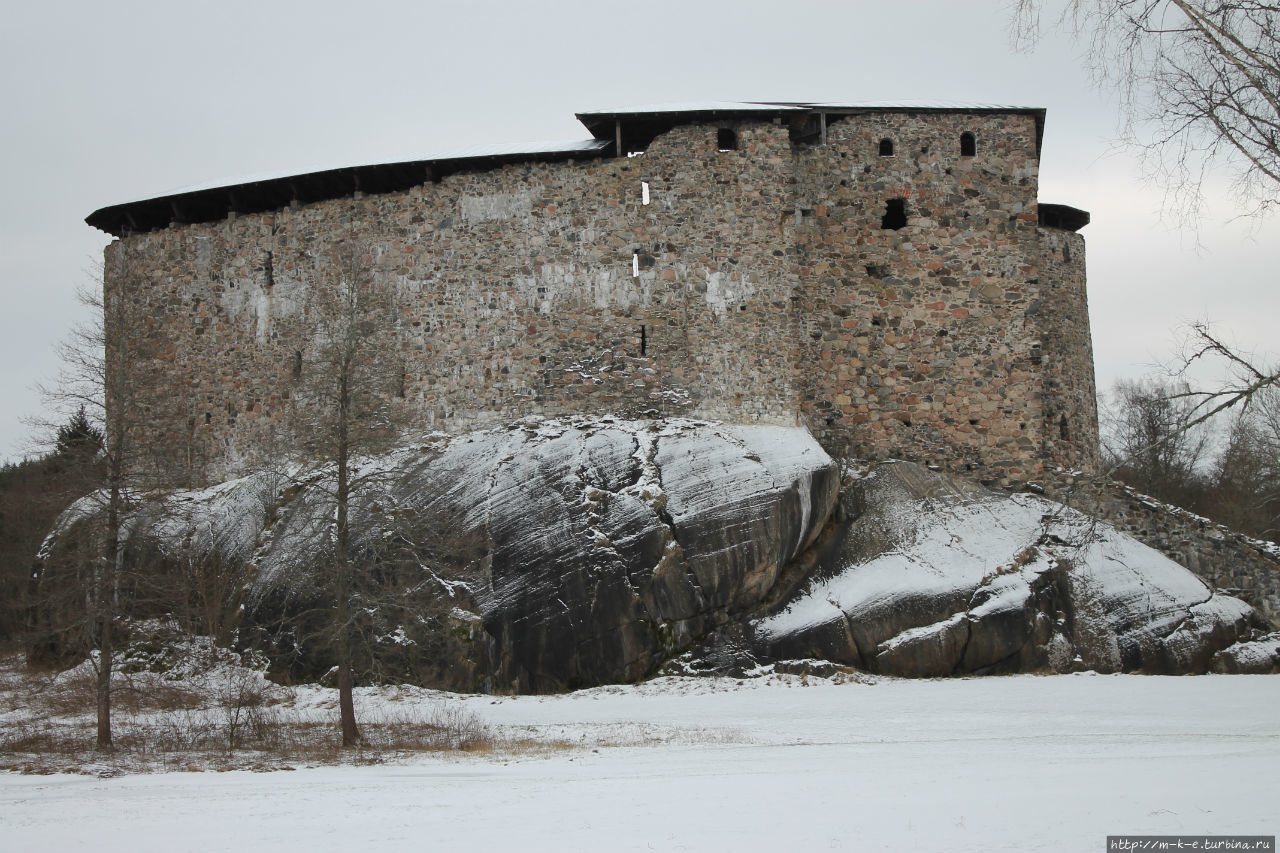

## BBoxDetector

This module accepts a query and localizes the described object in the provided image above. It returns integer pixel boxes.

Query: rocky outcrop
[41,422,1273,690]
[1211,634,1280,674]
[744,461,1266,676]
[121,418,840,692]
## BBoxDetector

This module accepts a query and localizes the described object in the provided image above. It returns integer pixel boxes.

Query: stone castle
[88,102,1098,487]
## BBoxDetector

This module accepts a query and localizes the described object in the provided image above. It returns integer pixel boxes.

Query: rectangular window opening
[632,253,640,278]
[641,181,650,205]
[640,325,647,356]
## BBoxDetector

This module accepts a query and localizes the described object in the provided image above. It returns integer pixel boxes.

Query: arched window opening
[717,128,738,152]
[878,138,894,157]
[960,132,976,157]
[881,198,907,230]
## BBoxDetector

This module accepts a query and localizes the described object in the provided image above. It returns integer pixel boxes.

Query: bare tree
[1103,376,1212,506]
[1013,1,1280,222]
[287,238,407,747]
[31,243,163,749]
[1206,382,1280,536]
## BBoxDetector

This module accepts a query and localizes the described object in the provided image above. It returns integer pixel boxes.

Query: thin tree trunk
[335,367,360,747]
[338,649,359,747]
[96,473,120,750]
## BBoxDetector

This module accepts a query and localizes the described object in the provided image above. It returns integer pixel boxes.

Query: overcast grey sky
[2,0,1276,461]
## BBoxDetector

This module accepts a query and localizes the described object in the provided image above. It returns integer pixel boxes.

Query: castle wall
[1034,228,1100,470]
[107,122,802,485]
[103,112,1098,487]
[791,112,1051,480]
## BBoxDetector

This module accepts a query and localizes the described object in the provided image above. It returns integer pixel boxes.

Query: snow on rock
[1211,632,1280,674]
[39,439,1268,689]
[70,417,838,693]
[748,461,1266,676]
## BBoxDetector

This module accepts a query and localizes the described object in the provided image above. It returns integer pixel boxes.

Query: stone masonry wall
[1034,228,1099,471]
[791,112,1052,481]
[1042,473,1280,627]
[104,112,1097,488]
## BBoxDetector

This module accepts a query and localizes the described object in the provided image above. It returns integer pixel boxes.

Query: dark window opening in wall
[1063,243,1071,263]
[292,350,303,379]
[1059,414,1070,441]
[263,250,275,288]
[1030,344,1043,365]
[640,325,647,356]
[881,198,907,230]
[397,365,407,398]
[717,128,738,152]
[960,132,976,157]
[204,412,212,425]
[879,138,894,156]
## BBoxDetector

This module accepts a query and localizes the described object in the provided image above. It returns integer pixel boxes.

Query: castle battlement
[89,102,1098,487]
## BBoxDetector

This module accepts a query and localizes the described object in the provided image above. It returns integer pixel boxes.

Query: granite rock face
[133,418,840,692]
[43,425,1272,689]
[745,461,1266,676]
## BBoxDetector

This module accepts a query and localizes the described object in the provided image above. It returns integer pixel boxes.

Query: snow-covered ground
[3,672,1276,852]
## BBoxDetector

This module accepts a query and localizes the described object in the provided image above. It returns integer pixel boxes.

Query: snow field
[2,672,1276,852]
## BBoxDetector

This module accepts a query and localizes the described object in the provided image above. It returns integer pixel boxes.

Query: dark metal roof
[577,101,1047,157]
[1038,203,1091,232]
[86,140,609,238]
[88,102,1050,238]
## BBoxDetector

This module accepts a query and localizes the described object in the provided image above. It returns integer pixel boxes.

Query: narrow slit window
[292,350,303,379]
[640,325,647,356]
[881,198,907,230]
[632,253,640,278]
[717,128,738,152]
[1059,414,1070,441]
[641,181,650,205]
[960,132,976,157]
[878,138,894,157]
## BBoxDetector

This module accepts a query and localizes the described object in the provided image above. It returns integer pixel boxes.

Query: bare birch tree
[1013,1,1280,223]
